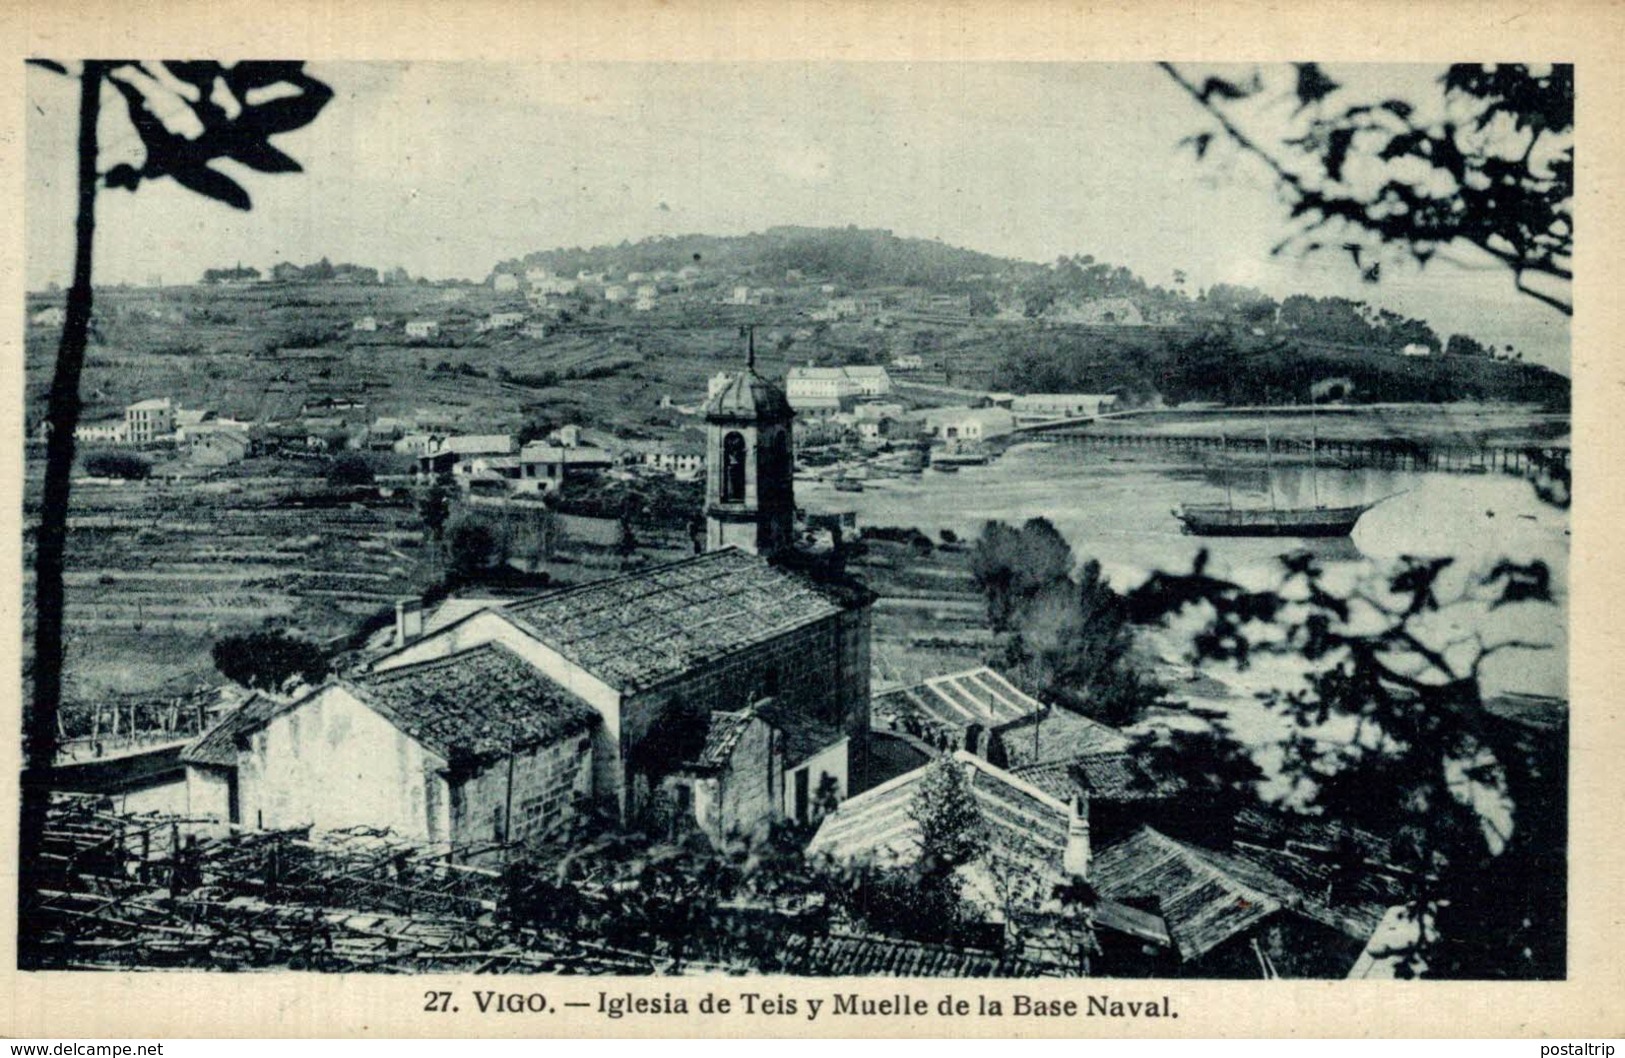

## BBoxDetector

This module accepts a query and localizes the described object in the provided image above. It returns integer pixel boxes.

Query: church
[184,353,874,845]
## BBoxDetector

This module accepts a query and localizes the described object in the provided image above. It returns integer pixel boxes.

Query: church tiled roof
[180,693,279,767]
[992,707,1132,770]
[1012,752,1185,804]
[503,548,851,692]
[347,643,599,768]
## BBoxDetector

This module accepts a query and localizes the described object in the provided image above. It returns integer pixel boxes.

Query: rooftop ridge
[355,640,507,686]
[504,546,752,615]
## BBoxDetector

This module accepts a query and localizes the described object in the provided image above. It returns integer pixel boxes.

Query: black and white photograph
[17,54,1573,990]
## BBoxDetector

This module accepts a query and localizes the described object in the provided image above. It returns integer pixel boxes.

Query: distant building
[822,295,885,321]
[30,306,67,327]
[730,285,752,305]
[74,419,128,445]
[125,398,175,444]
[633,285,658,312]
[643,437,706,477]
[440,434,515,458]
[1010,393,1117,427]
[1401,343,1432,357]
[353,316,379,332]
[922,406,1014,441]
[392,433,439,457]
[1046,297,1145,326]
[890,354,925,371]
[477,311,526,333]
[190,430,252,467]
[515,441,614,494]
[492,272,520,293]
[405,319,440,340]
[785,365,892,412]
[604,284,629,304]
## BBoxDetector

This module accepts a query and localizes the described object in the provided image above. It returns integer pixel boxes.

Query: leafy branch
[1161,62,1572,315]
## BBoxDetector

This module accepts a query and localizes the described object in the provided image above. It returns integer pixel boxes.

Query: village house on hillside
[124,398,175,444]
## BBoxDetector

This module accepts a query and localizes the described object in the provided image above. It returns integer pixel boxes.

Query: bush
[445,514,510,580]
[212,630,329,692]
[83,452,151,480]
[325,453,376,488]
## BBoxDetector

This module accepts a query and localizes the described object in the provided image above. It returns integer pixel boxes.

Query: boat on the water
[1172,393,1389,538]
[932,463,961,473]
[833,477,866,493]
[1172,500,1375,537]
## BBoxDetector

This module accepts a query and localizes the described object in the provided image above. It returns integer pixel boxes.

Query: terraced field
[24,470,442,709]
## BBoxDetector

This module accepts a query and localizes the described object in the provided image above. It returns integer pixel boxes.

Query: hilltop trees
[22,61,331,948]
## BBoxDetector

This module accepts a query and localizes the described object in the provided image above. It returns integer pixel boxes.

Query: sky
[25,62,1570,373]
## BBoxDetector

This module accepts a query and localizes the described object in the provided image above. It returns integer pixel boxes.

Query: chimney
[1064,791,1092,880]
[395,597,424,647]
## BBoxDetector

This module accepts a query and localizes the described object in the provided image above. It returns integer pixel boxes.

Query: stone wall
[718,716,781,840]
[620,614,849,820]
[237,685,448,840]
[450,731,594,846]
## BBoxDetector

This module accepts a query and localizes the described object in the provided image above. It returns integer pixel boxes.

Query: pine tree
[909,757,987,868]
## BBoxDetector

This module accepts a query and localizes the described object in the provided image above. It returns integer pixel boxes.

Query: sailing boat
[1172,394,1382,537]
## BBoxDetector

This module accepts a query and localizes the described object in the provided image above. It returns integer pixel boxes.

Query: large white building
[1010,393,1118,427]
[124,398,174,444]
[785,365,892,412]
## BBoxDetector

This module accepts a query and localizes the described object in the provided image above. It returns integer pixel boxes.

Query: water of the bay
[801,438,1569,710]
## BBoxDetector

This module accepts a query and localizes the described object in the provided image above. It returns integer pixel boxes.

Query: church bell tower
[704,329,796,559]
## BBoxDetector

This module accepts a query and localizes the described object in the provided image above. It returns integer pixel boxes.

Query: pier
[1039,429,1569,477]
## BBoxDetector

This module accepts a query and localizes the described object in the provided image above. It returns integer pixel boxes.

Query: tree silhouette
[1161,62,1572,315]
[22,61,330,962]
[1126,548,1564,978]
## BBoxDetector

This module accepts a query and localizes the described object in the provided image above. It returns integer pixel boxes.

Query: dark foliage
[323,452,375,488]
[1163,62,1572,315]
[971,520,1165,725]
[1126,548,1565,978]
[82,451,151,480]
[212,630,329,692]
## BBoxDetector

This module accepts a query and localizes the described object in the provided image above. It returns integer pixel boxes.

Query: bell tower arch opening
[703,328,796,559]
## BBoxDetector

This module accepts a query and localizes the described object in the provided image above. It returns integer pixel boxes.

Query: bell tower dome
[704,330,796,559]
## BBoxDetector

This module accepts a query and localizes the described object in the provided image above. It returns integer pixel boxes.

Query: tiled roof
[686,708,757,772]
[180,693,278,767]
[443,435,514,455]
[755,698,846,768]
[807,752,1071,888]
[1091,826,1368,962]
[872,667,1043,738]
[766,931,1053,977]
[347,643,598,767]
[1012,752,1184,804]
[993,708,1132,770]
[502,548,849,692]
